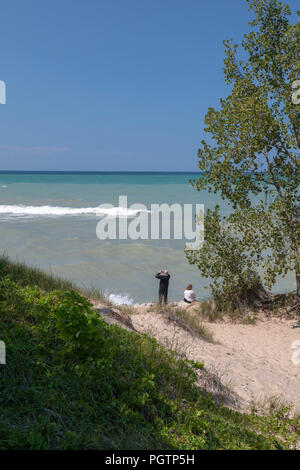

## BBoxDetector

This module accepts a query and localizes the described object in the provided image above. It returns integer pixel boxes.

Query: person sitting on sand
[155,270,170,304]
[184,284,196,304]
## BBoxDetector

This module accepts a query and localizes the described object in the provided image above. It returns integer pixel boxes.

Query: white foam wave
[0,204,150,217]
[108,293,134,306]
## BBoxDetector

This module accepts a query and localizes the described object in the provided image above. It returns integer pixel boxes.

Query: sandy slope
[92,300,300,412]
[130,309,300,411]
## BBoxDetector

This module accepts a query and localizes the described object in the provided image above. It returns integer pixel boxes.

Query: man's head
[164,270,168,275]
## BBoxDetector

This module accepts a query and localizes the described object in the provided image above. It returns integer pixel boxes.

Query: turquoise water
[0,172,295,303]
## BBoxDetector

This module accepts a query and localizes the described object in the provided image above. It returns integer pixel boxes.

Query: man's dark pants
[159,287,168,304]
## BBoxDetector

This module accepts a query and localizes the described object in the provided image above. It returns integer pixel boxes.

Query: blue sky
[0,0,298,171]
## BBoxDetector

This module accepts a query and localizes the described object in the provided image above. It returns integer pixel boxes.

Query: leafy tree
[186,0,300,301]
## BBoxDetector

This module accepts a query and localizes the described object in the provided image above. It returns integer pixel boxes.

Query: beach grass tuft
[0,253,105,300]
[153,304,214,343]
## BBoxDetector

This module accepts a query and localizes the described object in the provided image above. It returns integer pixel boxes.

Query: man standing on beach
[155,270,170,305]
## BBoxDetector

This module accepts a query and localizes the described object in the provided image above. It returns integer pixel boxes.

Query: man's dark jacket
[155,272,170,291]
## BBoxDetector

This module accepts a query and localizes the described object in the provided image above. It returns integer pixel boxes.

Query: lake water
[0,171,295,303]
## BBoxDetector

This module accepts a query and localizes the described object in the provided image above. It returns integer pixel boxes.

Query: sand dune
[92,299,300,412]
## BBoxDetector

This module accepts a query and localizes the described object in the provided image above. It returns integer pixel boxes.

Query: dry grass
[153,304,214,343]
[188,299,222,322]
[249,395,296,418]
[117,305,137,316]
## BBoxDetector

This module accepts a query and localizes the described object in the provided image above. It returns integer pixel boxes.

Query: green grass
[0,256,299,450]
[0,254,105,300]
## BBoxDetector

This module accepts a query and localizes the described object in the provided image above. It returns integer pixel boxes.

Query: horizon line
[0,170,202,174]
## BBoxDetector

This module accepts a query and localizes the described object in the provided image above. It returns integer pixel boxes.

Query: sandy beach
[92,299,300,413]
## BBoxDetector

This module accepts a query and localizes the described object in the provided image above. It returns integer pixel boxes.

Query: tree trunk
[295,258,300,300]
[243,283,271,309]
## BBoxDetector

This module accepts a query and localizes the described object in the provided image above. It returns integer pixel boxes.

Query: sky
[0,0,298,172]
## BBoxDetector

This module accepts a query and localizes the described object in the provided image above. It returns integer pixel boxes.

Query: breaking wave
[107,293,134,306]
[0,204,150,218]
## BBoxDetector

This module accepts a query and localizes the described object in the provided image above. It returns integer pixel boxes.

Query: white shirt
[184,289,196,302]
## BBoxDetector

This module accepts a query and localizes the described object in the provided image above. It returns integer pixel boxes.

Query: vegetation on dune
[186,0,300,308]
[0,254,105,300]
[0,257,299,450]
[153,304,215,343]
